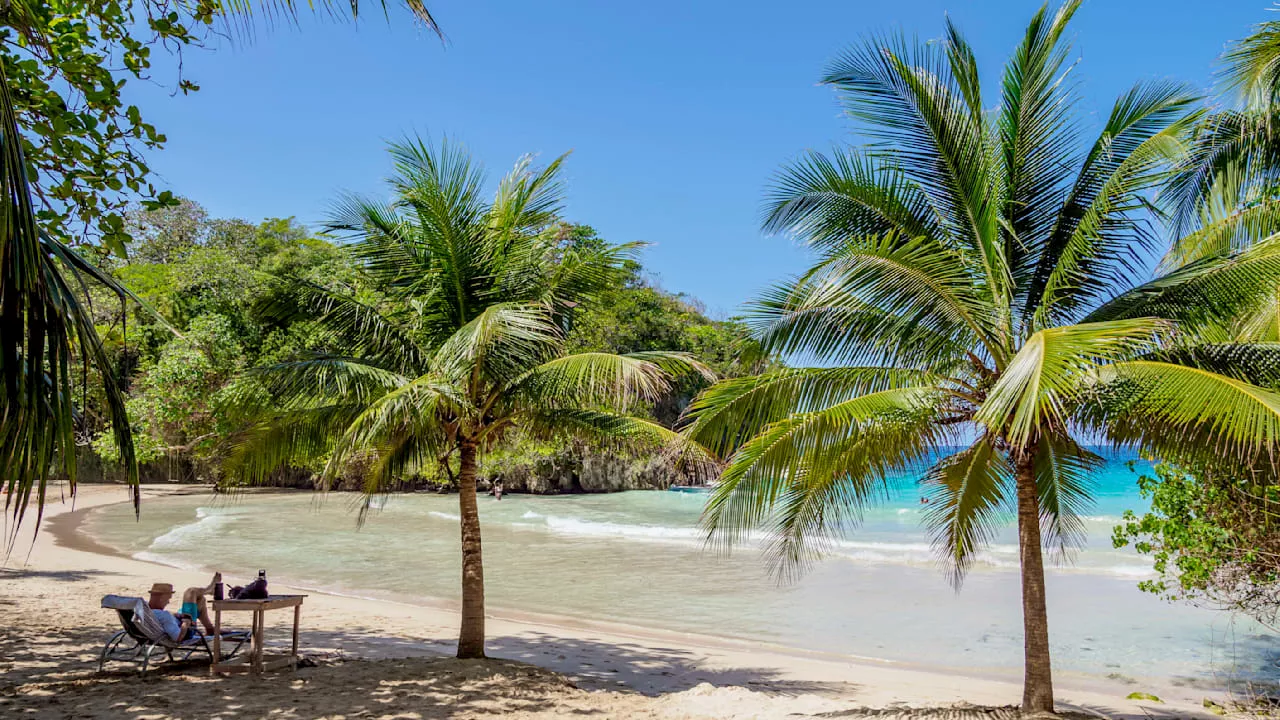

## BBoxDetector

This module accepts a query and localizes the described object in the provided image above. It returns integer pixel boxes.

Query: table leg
[291,603,301,670]
[260,609,267,673]
[212,606,222,673]
[252,610,264,674]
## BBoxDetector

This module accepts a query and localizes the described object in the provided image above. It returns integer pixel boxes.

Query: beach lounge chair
[98,594,250,674]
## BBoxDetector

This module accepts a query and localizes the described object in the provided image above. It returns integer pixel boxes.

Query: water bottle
[214,581,224,601]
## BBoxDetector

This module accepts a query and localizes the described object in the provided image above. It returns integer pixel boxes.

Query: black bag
[239,577,269,599]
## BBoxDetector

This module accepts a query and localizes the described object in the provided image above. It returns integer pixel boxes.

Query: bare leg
[183,586,216,634]
[201,571,221,595]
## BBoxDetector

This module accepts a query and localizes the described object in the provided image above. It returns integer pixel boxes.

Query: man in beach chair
[99,574,248,673]
[148,575,220,640]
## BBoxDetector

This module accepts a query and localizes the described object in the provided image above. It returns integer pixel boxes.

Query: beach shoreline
[1,483,1222,719]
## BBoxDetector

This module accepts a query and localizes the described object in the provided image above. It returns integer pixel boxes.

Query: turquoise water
[84,451,1280,686]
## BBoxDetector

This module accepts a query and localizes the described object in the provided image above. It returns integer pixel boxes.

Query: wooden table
[210,595,306,674]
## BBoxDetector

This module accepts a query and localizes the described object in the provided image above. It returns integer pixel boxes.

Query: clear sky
[125,0,1267,318]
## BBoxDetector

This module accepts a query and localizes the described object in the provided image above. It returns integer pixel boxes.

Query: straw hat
[149,583,174,596]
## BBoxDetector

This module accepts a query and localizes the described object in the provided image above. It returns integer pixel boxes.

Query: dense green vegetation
[78,198,751,492]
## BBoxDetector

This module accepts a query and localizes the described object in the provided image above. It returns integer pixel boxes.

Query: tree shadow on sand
[0,619,1218,720]
[299,625,856,696]
[0,567,120,582]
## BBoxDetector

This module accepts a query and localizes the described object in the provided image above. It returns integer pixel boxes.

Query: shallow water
[84,451,1280,685]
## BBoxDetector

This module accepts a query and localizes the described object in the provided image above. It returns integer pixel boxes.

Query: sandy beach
[0,485,1221,719]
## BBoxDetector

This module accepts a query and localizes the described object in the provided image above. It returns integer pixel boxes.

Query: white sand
[0,484,1221,719]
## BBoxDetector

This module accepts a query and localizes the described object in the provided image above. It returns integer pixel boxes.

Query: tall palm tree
[0,0,440,544]
[681,2,1280,712]
[234,138,711,658]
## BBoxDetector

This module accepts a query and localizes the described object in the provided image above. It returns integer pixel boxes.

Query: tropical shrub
[1115,460,1280,629]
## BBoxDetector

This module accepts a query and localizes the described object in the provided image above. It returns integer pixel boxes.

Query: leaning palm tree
[233,138,711,659]
[682,2,1280,713]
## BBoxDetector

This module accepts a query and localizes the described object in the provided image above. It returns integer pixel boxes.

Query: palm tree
[233,138,711,658]
[0,0,441,543]
[681,2,1280,713]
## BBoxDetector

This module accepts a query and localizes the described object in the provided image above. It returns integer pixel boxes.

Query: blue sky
[127,0,1267,317]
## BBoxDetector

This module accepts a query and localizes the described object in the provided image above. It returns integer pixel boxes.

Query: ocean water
[83,451,1280,686]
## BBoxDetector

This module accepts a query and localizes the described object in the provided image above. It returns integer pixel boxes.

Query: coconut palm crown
[233,138,711,659]
[682,2,1280,713]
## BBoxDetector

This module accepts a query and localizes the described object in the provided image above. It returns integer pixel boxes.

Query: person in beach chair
[99,574,249,673]
[148,575,220,641]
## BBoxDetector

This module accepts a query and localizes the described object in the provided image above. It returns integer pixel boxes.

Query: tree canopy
[2,1,438,255]
[74,199,743,491]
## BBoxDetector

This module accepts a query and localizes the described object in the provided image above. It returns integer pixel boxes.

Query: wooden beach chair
[98,594,250,674]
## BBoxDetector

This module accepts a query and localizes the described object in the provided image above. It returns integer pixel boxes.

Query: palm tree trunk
[455,439,486,659]
[1015,447,1054,713]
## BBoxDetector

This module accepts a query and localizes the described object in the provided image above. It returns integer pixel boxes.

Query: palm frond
[998,0,1084,294]
[1086,237,1280,333]
[681,366,942,458]
[326,194,432,291]
[259,282,428,373]
[536,238,638,314]
[822,25,1003,293]
[778,231,998,358]
[0,64,138,544]
[1162,109,1280,239]
[763,149,943,249]
[1092,359,1280,465]
[488,153,569,243]
[1032,431,1099,561]
[1232,289,1280,342]
[921,434,1012,586]
[702,386,947,580]
[215,1,442,37]
[1147,342,1280,386]
[1163,196,1280,269]
[745,278,971,371]
[504,352,674,411]
[1222,18,1280,109]
[977,318,1170,446]
[432,303,561,389]
[323,373,464,486]
[224,404,361,484]
[385,136,489,327]
[1027,82,1199,327]
[251,355,409,408]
